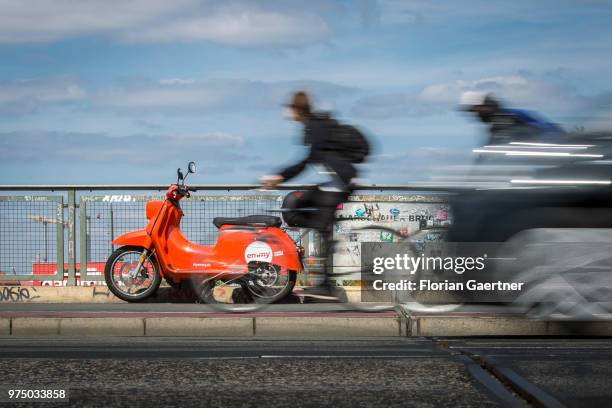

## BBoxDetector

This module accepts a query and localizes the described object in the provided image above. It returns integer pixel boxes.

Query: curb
[0,314,401,337]
[145,317,253,336]
[3,313,612,337]
[408,314,612,336]
[254,316,401,337]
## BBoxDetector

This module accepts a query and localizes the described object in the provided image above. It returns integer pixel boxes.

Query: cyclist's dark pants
[282,187,351,288]
[286,187,350,232]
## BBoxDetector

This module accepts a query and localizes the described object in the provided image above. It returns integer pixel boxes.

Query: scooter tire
[104,246,161,302]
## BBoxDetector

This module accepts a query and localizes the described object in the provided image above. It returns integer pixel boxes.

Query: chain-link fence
[82,194,285,263]
[0,186,450,285]
[0,196,64,281]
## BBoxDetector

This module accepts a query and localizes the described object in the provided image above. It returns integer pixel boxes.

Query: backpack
[504,108,565,134]
[328,122,371,163]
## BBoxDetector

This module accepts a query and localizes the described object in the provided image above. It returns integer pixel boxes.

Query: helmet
[459,91,487,107]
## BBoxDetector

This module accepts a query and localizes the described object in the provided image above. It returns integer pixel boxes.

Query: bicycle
[189,206,463,313]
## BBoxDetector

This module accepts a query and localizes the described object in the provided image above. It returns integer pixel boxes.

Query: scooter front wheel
[104,246,161,302]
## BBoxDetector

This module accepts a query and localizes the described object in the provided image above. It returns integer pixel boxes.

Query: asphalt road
[441,337,612,407]
[0,337,495,408]
[0,337,610,407]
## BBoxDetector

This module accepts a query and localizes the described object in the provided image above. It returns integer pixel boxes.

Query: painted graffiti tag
[0,286,40,302]
[102,195,133,203]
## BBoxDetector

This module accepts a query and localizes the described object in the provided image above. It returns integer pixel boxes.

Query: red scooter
[104,162,301,305]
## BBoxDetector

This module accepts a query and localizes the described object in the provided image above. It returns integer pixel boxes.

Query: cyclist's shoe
[299,284,339,301]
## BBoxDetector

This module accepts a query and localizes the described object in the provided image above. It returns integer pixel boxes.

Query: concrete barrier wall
[0,285,123,304]
[0,285,364,304]
[409,315,612,336]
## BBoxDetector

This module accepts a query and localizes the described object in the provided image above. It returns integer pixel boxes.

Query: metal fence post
[109,204,114,255]
[56,196,65,282]
[79,198,87,283]
[301,229,308,286]
[66,189,77,285]
[312,230,324,285]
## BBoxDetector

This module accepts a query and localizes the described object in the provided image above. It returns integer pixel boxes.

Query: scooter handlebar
[165,184,196,200]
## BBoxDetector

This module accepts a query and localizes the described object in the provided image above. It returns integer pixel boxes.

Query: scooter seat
[213,215,282,229]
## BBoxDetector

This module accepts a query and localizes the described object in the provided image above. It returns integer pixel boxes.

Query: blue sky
[0,0,611,185]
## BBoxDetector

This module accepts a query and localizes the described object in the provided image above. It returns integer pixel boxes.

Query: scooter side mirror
[187,161,196,174]
[177,168,184,182]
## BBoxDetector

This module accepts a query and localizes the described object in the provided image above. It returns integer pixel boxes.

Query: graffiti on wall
[0,286,40,302]
[332,201,452,277]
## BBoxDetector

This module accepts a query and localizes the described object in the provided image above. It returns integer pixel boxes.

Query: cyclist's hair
[287,91,311,118]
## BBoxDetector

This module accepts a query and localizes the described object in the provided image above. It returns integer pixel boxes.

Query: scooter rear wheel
[189,263,297,312]
[104,246,161,302]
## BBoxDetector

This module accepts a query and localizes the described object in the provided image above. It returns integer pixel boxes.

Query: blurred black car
[448,130,612,242]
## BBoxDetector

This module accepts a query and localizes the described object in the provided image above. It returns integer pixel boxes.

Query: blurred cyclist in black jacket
[261,91,358,230]
[261,91,368,299]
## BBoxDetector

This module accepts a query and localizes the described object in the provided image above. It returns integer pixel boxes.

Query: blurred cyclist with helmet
[459,91,565,146]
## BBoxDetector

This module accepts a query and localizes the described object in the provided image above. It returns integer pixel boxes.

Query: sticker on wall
[244,241,273,263]
[380,231,394,242]
[436,209,448,221]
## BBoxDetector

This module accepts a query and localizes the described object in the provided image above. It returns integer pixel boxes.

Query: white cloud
[418,73,612,130]
[0,129,256,183]
[365,146,473,182]
[159,79,197,86]
[421,76,526,103]
[123,7,330,46]
[419,75,582,113]
[0,0,331,47]
[172,132,244,147]
[0,130,247,164]
[0,76,85,114]
[95,78,355,112]
[0,0,196,43]
[0,75,354,117]
[376,0,590,26]
[349,74,579,120]
[349,73,607,122]
[351,93,443,119]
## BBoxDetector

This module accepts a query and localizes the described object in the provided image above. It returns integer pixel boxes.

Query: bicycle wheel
[188,263,297,313]
[327,224,463,313]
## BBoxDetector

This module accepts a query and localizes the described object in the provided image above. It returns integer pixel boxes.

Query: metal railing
[0,184,451,286]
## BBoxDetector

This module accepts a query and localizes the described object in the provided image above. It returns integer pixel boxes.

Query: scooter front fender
[112,229,153,249]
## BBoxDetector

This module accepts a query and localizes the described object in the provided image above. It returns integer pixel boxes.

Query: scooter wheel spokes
[104,246,162,302]
[246,263,295,301]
